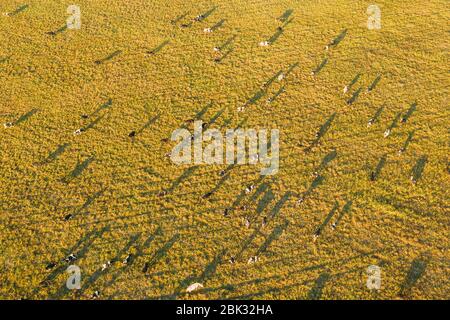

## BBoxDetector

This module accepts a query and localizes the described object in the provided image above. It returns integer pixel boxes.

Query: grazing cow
[223,208,229,217]
[128,131,136,138]
[370,171,376,181]
[204,28,212,33]
[261,217,267,227]
[259,41,269,47]
[92,291,100,299]
[64,214,73,221]
[367,118,374,127]
[229,256,236,264]
[3,122,13,128]
[384,129,391,138]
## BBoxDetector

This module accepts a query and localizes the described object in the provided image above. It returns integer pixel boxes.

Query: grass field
[0,0,448,300]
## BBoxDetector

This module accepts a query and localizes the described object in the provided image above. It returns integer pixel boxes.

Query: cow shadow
[347,87,362,105]
[399,258,428,297]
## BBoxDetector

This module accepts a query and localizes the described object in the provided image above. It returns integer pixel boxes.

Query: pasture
[0,0,448,299]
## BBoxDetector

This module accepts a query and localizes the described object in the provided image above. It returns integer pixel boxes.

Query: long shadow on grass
[410,155,427,184]
[77,233,142,297]
[401,102,417,123]
[147,40,170,55]
[347,87,362,105]
[165,166,199,194]
[171,12,189,25]
[136,113,160,136]
[167,249,227,299]
[47,25,67,36]
[278,9,293,22]
[298,175,325,203]
[211,19,225,31]
[37,143,70,166]
[368,105,384,126]
[143,233,180,273]
[95,50,122,65]
[331,199,353,230]
[307,272,331,300]
[8,4,29,16]
[314,202,339,238]
[267,29,284,45]
[202,172,231,199]
[35,226,109,297]
[214,48,233,63]
[196,6,218,22]
[305,113,336,152]
[317,149,337,172]
[63,156,95,183]
[345,73,361,92]
[312,58,328,75]
[217,35,236,51]
[327,29,347,48]
[399,130,414,154]
[90,98,112,117]
[13,108,38,126]
[399,258,427,297]
[256,219,289,255]
[234,192,292,261]
[72,188,107,218]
